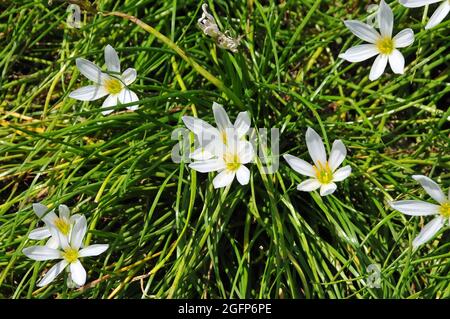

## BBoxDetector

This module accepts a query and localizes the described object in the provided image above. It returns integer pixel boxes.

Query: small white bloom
[400,0,449,29]
[339,0,415,81]
[23,215,109,287]
[284,127,351,196]
[69,44,139,115]
[389,175,450,249]
[29,203,82,249]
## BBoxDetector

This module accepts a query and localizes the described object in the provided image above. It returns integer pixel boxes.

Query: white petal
[343,20,380,43]
[41,210,58,226]
[189,147,214,161]
[333,165,352,182]
[58,205,70,220]
[69,85,109,101]
[101,94,119,115]
[189,159,225,173]
[75,58,105,84]
[37,260,68,287]
[297,179,321,192]
[47,225,69,250]
[283,154,315,177]
[213,170,236,188]
[29,227,51,240]
[118,89,139,111]
[70,215,87,250]
[70,260,87,287]
[328,140,347,171]
[412,216,445,249]
[399,0,442,8]
[212,102,232,131]
[236,165,250,185]
[425,1,450,29]
[305,127,327,167]
[393,29,415,48]
[378,0,394,38]
[32,203,48,218]
[389,200,440,216]
[320,183,337,196]
[121,68,137,85]
[388,50,405,75]
[79,244,109,257]
[104,44,121,73]
[369,54,388,81]
[234,112,251,138]
[238,141,255,164]
[412,175,446,204]
[46,237,60,249]
[22,246,61,261]
[339,44,379,62]
[182,116,219,143]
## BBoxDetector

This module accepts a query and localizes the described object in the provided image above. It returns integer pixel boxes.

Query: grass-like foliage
[0,0,449,298]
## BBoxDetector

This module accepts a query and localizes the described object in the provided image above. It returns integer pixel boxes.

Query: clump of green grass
[0,0,449,299]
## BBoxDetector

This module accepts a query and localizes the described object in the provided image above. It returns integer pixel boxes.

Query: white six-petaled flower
[283,127,352,196]
[69,44,139,115]
[339,0,415,81]
[23,215,109,287]
[389,175,450,249]
[28,203,82,249]
[400,0,449,29]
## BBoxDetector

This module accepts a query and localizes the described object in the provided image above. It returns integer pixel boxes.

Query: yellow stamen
[376,37,395,55]
[313,161,333,184]
[54,218,70,236]
[223,152,241,171]
[104,78,122,94]
[62,248,79,263]
[440,202,450,218]
[221,131,228,145]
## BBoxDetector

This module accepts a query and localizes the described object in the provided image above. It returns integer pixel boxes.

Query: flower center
[223,152,241,171]
[440,202,450,218]
[54,218,71,236]
[62,248,79,263]
[104,78,123,94]
[376,37,395,55]
[313,161,333,184]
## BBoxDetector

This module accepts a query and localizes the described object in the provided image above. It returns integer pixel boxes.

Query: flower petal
[425,1,450,29]
[22,246,61,261]
[104,45,121,73]
[238,141,255,164]
[79,244,109,257]
[399,0,442,8]
[46,237,59,249]
[328,140,347,171]
[378,0,394,38]
[37,260,68,287]
[189,159,225,173]
[182,116,220,143]
[343,20,380,43]
[412,175,446,204]
[389,200,440,216]
[189,147,214,161]
[69,85,109,101]
[320,183,337,196]
[75,58,105,84]
[32,203,48,218]
[101,94,119,115]
[283,154,315,177]
[212,102,232,131]
[234,111,251,138]
[70,215,87,250]
[29,227,51,240]
[297,179,321,192]
[306,127,327,168]
[412,216,445,249]
[121,68,137,86]
[369,54,388,81]
[388,49,405,75]
[236,165,250,185]
[118,89,139,111]
[213,170,236,188]
[393,28,415,48]
[333,165,352,182]
[58,205,70,220]
[70,260,87,287]
[339,44,379,62]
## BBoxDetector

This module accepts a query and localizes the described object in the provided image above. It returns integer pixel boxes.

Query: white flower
[283,127,352,196]
[389,175,449,249]
[339,0,415,81]
[182,102,251,160]
[188,131,255,189]
[28,203,82,249]
[69,44,139,115]
[400,0,449,29]
[23,215,109,287]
